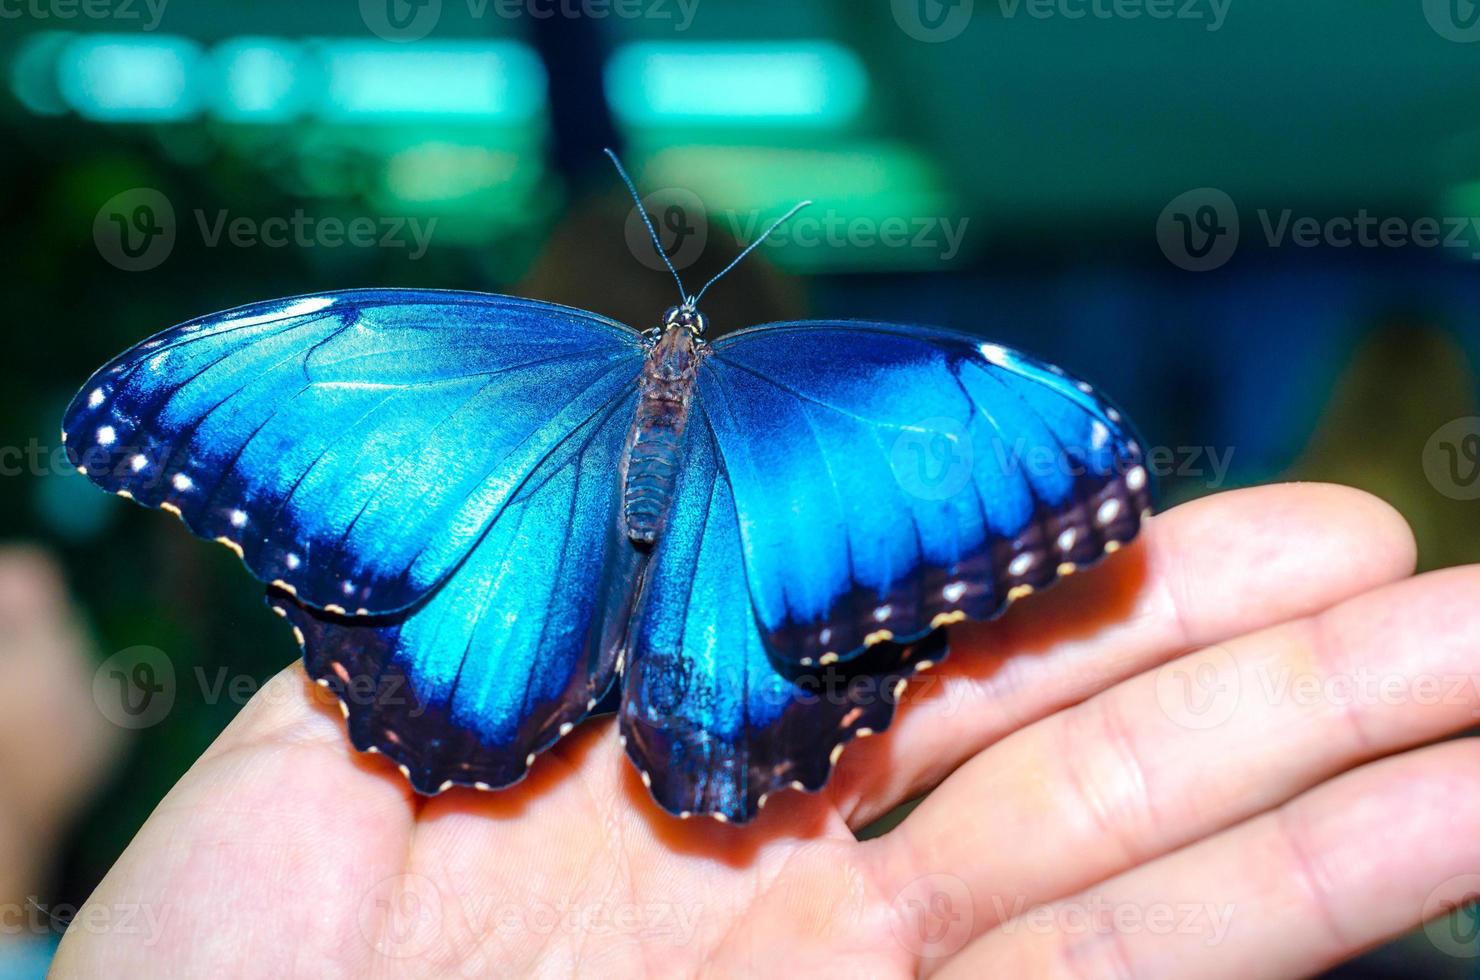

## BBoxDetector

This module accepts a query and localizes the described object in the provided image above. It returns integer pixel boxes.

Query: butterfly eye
[661,306,706,335]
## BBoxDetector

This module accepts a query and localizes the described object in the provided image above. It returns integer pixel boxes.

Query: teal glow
[315,41,546,122]
[58,35,202,122]
[636,142,964,271]
[384,143,525,203]
[213,38,305,122]
[10,32,71,116]
[605,41,867,127]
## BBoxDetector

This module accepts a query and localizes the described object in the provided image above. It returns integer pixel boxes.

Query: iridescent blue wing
[275,389,644,791]
[65,288,649,789]
[700,321,1151,668]
[620,408,948,822]
[63,289,644,614]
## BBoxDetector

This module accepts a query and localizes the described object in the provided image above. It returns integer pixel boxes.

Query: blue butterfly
[62,167,1151,823]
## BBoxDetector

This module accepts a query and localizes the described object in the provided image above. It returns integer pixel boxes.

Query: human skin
[49,483,1480,978]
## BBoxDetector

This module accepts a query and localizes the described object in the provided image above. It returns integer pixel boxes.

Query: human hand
[0,547,121,910]
[50,484,1480,977]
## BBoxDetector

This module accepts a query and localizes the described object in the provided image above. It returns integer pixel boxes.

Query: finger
[833,483,1417,826]
[877,565,1480,944]
[932,738,1480,979]
[52,664,420,977]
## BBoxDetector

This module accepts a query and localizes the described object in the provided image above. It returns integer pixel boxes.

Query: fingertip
[1288,482,1417,578]
[1155,483,1418,635]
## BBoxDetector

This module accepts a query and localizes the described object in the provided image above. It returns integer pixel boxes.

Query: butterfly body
[64,288,1151,822]
[622,312,704,547]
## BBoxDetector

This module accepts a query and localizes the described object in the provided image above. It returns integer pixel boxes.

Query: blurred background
[2,1,1480,976]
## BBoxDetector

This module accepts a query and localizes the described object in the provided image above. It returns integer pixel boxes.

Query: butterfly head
[662,305,708,336]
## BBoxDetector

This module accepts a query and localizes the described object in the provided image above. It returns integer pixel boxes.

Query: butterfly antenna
[689,198,812,308]
[603,148,690,307]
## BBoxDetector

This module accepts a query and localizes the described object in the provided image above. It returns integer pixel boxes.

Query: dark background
[2,1,1479,975]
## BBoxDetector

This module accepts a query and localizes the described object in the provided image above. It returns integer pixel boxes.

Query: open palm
[51,484,1480,978]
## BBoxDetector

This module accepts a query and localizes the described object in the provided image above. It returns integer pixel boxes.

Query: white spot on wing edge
[218,295,335,330]
[978,342,1010,366]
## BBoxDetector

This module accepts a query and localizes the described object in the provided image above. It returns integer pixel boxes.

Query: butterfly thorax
[621,324,703,547]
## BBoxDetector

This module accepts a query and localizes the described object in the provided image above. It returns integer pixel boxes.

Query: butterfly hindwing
[620,406,948,822]
[63,289,645,614]
[702,322,1150,668]
[276,388,646,792]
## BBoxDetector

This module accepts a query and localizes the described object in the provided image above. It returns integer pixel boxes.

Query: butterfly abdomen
[622,326,701,547]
